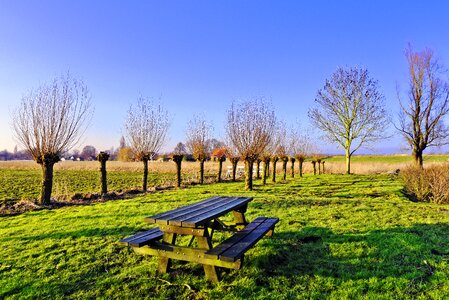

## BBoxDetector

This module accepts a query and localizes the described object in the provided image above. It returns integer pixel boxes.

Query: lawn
[1,173,449,299]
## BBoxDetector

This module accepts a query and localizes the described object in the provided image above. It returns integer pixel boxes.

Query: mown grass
[1,174,449,299]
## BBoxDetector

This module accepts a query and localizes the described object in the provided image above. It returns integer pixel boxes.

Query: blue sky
[1,1,449,155]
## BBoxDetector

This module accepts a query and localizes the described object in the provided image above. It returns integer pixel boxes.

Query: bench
[119,227,163,247]
[206,217,279,262]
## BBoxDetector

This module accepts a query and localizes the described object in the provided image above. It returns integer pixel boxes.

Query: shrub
[401,164,449,204]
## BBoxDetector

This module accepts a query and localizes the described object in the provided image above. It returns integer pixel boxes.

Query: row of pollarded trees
[11,46,449,204]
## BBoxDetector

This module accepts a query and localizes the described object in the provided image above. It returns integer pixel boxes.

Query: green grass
[1,174,449,299]
[0,169,174,201]
[325,154,449,164]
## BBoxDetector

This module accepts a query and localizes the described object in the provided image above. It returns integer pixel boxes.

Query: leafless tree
[81,145,97,160]
[275,121,289,181]
[269,121,288,183]
[225,144,240,182]
[396,46,449,167]
[212,147,227,182]
[12,73,93,204]
[289,122,314,177]
[172,142,186,188]
[186,115,212,184]
[260,150,272,185]
[309,67,389,174]
[97,151,110,195]
[124,97,170,191]
[226,98,276,190]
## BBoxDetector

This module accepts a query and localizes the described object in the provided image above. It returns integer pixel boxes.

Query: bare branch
[396,45,449,166]
[308,67,389,174]
[124,97,170,160]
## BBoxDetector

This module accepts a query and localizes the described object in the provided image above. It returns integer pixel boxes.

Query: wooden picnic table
[120,196,278,282]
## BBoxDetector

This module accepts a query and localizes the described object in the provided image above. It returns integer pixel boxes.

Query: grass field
[1,155,449,202]
[1,171,449,299]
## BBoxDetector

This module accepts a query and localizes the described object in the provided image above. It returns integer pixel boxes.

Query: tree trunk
[345,149,351,174]
[97,152,110,195]
[245,159,254,190]
[256,159,261,179]
[282,159,288,181]
[412,149,424,167]
[263,159,269,185]
[322,162,325,174]
[272,158,278,182]
[37,153,60,205]
[290,158,296,178]
[317,160,321,175]
[217,158,224,182]
[142,158,149,191]
[172,155,183,188]
[231,158,239,182]
[199,159,205,184]
[39,161,55,205]
[299,160,304,177]
[312,161,317,175]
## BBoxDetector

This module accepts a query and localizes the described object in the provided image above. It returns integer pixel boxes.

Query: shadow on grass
[1,226,151,242]
[254,223,449,293]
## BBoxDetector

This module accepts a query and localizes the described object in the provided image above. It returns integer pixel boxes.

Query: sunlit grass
[1,174,449,299]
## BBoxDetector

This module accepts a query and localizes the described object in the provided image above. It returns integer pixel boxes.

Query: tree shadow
[254,223,449,294]
[2,226,149,242]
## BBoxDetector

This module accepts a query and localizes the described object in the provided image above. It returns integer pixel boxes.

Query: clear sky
[1,1,449,155]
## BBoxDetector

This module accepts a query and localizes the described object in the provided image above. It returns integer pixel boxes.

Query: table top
[145,196,253,228]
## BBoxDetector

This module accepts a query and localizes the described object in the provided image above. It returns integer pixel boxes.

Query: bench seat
[119,227,164,247]
[206,217,279,262]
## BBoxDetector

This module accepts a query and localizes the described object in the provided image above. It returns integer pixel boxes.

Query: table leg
[232,211,247,230]
[196,232,220,282]
[158,232,177,273]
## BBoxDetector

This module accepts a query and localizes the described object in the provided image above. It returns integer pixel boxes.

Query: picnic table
[119,196,279,282]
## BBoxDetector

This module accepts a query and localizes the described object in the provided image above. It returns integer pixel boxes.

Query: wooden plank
[177,197,253,228]
[133,243,243,270]
[205,218,266,259]
[167,196,242,227]
[119,228,163,247]
[158,225,207,237]
[144,196,225,225]
[219,218,279,262]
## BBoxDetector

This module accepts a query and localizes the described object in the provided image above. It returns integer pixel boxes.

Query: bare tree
[396,46,449,166]
[225,144,240,182]
[124,97,170,191]
[172,142,186,188]
[270,121,286,183]
[275,121,289,181]
[186,115,212,184]
[97,151,110,195]
[226,98,276,190]
[289,121,313,177]
[309,67,389,174]
[260,151,271,185]
[12,73,93,204]
[289,122,313,177]
[212,147,227,182]
[81,145,97,161]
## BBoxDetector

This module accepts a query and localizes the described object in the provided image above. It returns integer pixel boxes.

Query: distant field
[325,154,449,164]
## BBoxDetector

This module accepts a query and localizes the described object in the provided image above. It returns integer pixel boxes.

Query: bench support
[158,232,177,273]
[196,233,220,282]
[133,244,242,269]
